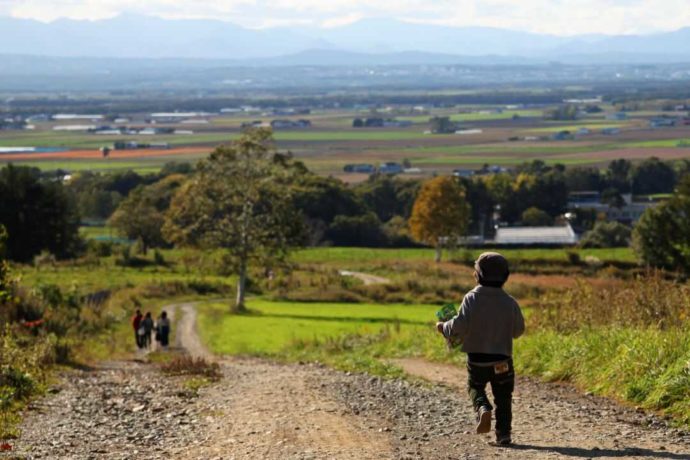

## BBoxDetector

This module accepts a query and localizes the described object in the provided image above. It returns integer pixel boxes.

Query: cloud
[3,0,690,35]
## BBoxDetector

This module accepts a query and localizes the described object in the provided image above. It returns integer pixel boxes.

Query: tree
[0,165,81,262]
[564,167,604,192]
[544,104,578,121]
[632,176,690,272]
[163,129,302,312]
[109,174,185,254]
[631,157,676,195]
[326,213,387,247]
[354,176,420,222]
[409,176,471,262]
[521,207,553,226]
[429,116,455,134]
[606,159,632,193]
[579,221,631,248]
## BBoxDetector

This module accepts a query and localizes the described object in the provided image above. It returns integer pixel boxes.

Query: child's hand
[436,322,445,334]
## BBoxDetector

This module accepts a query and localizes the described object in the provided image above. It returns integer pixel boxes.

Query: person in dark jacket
[141,312,154,349]
[436,252,525,446]
[131,309,143,349]
[156,311,171,348]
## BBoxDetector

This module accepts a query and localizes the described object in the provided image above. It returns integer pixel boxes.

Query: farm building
[343,164,376,173]
[378,162,404,175]
[551,130,574,141]
[492,224,578,246]
[605,112,628,121]
[453,169,475,178]
[270,119,312,129]
[567,192,658,225]
[601,127,621,135]
[649,117,678,128]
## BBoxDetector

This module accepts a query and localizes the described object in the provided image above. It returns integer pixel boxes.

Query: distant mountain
[241,49,546,66]
[2,14,690,63]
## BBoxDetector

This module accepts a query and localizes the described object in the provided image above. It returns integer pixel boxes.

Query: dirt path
[7,304,690,459]
[174,302,213,360]
[390,358,690,459]
[339,270,391,285]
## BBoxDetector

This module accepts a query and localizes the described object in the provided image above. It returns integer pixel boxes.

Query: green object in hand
[436,303,457,322]
[436,303,461,349]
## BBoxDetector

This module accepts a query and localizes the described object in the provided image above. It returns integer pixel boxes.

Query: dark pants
[159,326,170,347]
[135,331,143,349]
[467,359,515,435]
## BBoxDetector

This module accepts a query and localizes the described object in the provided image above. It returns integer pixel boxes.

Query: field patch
[197,299,436,355]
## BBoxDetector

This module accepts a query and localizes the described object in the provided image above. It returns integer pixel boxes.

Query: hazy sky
[2,0,689,35]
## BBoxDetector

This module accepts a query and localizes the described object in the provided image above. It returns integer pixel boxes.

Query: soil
[5,303,690,459]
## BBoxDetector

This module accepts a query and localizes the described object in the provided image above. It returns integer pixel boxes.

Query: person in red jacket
[132,309,143,349]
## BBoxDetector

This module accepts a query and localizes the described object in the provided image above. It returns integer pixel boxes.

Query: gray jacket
[442,285,525,356]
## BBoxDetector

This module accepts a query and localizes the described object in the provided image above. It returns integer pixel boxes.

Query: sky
[1,0,689,36]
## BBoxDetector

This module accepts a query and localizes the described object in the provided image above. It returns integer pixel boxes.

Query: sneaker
[476,407,492,434]
[495,432,512,446]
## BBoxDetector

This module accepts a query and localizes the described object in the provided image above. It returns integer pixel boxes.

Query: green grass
[526,122,629,133]
[0,129,438,150]
[17,258,231,293]
[273,131,440,141]
[293,247,636,264]
[626,138,690,148]
[517,327,690,426]
[417,156,595,166]
[0,160,165,174]
[79,225,117,240]
[398,110,543,123]
[197,299,436,356]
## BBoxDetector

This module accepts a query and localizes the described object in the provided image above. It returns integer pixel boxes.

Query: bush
[521,207,553,226]
[326,212,388,247]
[579,221,631,248]
[86,240,113,258]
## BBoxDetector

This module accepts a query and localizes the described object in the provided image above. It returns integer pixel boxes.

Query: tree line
[3,130,690,291]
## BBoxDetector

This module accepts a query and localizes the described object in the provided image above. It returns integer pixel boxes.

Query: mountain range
[3,14,690,64]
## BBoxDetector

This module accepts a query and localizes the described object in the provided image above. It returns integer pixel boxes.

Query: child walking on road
[436,252,525,446]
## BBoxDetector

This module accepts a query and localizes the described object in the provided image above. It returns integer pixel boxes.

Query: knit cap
[474,252,509,283]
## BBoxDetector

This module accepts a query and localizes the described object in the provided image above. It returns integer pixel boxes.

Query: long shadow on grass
[509,444,688,459]
[250,312,430,326]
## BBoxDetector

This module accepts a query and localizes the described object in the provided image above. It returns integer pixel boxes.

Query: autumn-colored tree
[163,129,303,312]
[409,176,471,262]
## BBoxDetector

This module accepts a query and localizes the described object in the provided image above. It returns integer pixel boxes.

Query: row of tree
[4,130,690,302]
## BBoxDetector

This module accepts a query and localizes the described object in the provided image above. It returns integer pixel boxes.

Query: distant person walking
[436,252,525,446]
[156,311,171,348]
[141,312,154,349]
[131,309,143,349]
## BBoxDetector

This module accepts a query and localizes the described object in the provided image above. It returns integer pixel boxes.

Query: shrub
[529,271,690,331]
[579,221,631,248]
[86,240,113,258]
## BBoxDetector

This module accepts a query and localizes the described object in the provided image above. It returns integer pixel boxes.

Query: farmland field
[3,106,690,177]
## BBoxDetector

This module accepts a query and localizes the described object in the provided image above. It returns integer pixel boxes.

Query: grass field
[198,299,436,355]
[292,247,637,264]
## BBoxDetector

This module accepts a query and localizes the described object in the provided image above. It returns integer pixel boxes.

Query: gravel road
[6,303,690,459]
